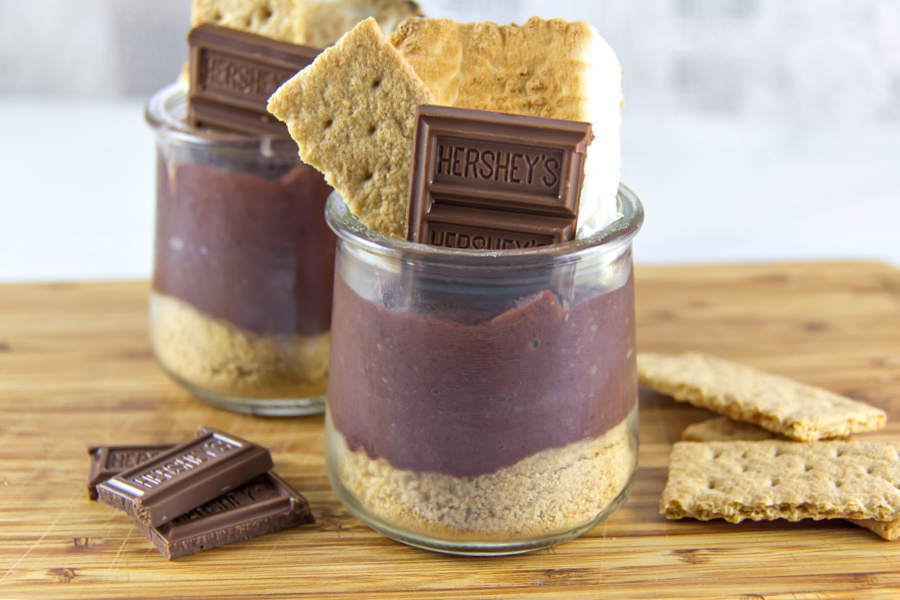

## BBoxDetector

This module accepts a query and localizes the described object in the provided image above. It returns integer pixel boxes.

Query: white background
[1,0,898,282]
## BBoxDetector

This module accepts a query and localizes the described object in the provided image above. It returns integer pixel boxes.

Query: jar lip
[325,184,644,265]
[144,82,300,155]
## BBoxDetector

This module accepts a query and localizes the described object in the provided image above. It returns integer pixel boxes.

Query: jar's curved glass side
[145,83,303,158]
[323,186,642,554]
[146,84,334,415]
[324,183,643,268]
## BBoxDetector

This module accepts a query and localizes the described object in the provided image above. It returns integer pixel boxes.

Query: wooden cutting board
[1,261,899,599]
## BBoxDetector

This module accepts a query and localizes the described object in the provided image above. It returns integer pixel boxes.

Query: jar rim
[325,184,644,267]
[144,82,300,156]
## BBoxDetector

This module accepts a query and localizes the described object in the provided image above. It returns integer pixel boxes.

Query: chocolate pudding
[153,155,335,337]
[149,145,336,406]
[328,272,636,477]
[323,210,640,540]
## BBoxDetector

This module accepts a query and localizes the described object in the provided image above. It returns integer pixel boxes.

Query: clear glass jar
[145,83,335,416]
[323,185,643,555]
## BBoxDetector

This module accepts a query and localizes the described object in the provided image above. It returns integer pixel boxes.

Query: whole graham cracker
[268,17,434,237]
[637,352,886,441]
[662,440,900,523]
[678,416,897,541]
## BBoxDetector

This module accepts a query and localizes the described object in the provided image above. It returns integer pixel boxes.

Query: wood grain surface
[1,262,899,599]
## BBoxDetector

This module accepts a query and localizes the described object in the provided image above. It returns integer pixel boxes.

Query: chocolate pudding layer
[328,270,637,478]
[153,154,336,337]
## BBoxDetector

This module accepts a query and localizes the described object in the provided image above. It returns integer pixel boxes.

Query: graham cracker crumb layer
[329,408,636,541]
[150,292,329,399]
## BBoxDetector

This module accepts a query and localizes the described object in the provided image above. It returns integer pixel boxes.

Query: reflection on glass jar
[145,83,335,416]
[323,186,643,555]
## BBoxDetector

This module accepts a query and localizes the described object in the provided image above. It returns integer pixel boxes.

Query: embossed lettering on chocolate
[88,444,175,500]
[407,105,593,248]
[327,272,637,478]
[188,24,320,137]
[96,427,273,527]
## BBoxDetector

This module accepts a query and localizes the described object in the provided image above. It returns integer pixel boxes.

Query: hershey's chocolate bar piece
[407,105,592,248]
[137,472,314,560]
[187,23,320,137]
[88,444,175,500]
[96,427,273,527]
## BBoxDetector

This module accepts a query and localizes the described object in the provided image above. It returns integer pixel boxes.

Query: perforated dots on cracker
[267,17,434,237]
[676,416,896,540]
[662,440,900,523]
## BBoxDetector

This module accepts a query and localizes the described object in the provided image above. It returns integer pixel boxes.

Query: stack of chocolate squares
[89,427,313,560]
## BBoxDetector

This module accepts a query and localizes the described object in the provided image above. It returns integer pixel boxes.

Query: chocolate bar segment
[407,105,592,248]
[187,24,320,137]
[96,427,273,527]
[88,444,175,500]
[137,472,314,560]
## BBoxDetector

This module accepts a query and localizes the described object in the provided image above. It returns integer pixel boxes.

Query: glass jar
[323,185,643,555]
[145,83,335,416]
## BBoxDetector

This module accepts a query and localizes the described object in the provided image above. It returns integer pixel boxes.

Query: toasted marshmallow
[390,16,623,237]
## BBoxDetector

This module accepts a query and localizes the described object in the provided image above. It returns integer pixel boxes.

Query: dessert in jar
[146,83,336,415]
[324,186,642,553]
[145,0,423,414]
[268,15,641,553]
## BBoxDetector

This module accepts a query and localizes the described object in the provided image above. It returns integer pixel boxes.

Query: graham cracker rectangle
[268,17,434,237]
[680,416,894,540]
[638,352,886,442]
[681,416,782,442]
[662,440,900,523]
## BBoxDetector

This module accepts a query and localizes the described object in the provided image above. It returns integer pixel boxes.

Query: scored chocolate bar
[188,23,320,137]
[407,105,593,248]
[96,427,273,528]
[88,444,175,500]
[137,472,314,560]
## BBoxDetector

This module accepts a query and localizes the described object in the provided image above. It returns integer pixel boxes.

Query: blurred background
[1,0,898,281]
